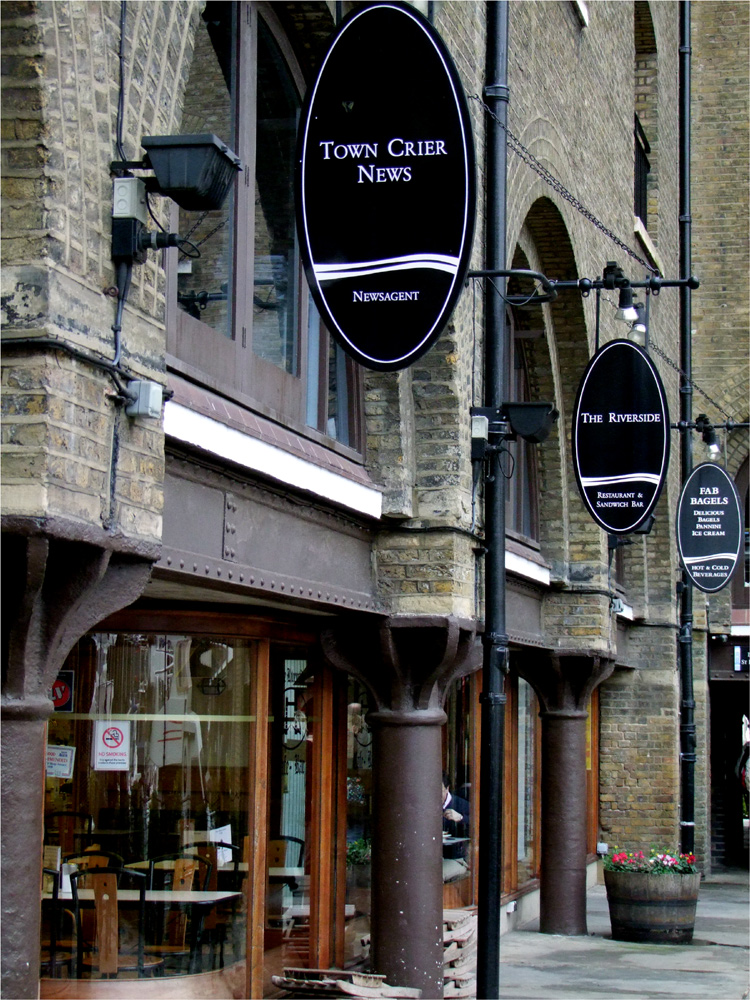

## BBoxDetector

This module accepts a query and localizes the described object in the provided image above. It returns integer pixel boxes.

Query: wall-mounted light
[139,134,242,211]
[503,401,559,443]
[112,133,242,212]
[470,401,559,462]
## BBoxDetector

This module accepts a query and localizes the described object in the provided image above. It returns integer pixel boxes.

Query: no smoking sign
[93,720,131,771]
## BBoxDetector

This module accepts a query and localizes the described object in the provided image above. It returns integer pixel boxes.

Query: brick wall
[1,0,200,545]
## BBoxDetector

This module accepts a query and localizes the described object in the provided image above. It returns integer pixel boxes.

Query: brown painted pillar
[539,709,589,934]
[0,531,154,999]
[371,711,445,995]
[322,615,480,998]
[517,650,614,937]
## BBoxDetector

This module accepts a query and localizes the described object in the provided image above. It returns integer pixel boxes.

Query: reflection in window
[43,633,253,980]
[507,334,539,541]
[169,6,361,449]
[516,677,538,884]
[176,8,235,337]
[344,678,372,969]
[265,656,312,987]
[253,19,300,374]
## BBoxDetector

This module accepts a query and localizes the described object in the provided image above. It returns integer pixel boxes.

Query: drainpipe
[476,3,509,998]
[678,0,696,856]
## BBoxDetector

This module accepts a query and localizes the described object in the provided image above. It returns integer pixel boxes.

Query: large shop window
[43,633,256,981]
[42,626,372,994]
[167,2,360,449]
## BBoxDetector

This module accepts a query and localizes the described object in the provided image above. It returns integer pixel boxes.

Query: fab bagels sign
[572,339,671,534]
[296,2,475,371]
[677,463,743,593]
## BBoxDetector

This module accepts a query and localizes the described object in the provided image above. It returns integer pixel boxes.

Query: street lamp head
[627,301,648,347]
[615,285,639,323]
[695,413,721,459]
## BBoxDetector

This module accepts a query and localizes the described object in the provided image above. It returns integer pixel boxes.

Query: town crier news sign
[677,463,743,593]
[572,339,670,534]
[296,2,475,371]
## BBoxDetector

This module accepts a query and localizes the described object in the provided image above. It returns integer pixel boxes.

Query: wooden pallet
[442,910,477,999]
[273,968,422,999]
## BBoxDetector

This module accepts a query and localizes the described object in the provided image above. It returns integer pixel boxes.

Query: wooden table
[43,889,242,975]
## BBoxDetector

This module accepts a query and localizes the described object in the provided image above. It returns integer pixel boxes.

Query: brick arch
[509,197,605,591]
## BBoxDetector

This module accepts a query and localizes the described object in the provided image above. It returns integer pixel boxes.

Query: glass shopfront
[41,618,378,995]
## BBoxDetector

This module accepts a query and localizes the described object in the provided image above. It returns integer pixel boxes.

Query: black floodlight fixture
[111,134,243,212]
[140,134,242,211]
[503,401,559,443]
[633,513,656,535]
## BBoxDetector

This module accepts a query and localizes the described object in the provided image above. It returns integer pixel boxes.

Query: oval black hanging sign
[677,463,743,592]
[572,339,671,533]
[296,2,476,371]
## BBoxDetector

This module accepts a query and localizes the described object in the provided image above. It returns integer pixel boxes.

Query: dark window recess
[634,114,651,227]
[505,314,540,544]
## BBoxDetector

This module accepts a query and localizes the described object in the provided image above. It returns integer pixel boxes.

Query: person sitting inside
[442,773,470,840]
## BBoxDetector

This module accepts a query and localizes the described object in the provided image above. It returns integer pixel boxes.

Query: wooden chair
[145,853,212,971]
[189,841,243,969]
[63,849,124,872]
[70,866,163,979]
[40,868,73,978]
[59,850,125,954]
[268,835,305,868]
[268,835,305,892]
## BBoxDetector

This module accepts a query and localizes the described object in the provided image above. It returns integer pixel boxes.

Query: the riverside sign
[572,339,671,534]
[296,2,475,371]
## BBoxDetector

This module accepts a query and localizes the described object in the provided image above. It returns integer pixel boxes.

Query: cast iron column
[322,615,479,998]
[371,711,445,993]
[517,650,614,935]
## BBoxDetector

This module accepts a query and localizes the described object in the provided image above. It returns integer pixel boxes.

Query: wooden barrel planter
[604,871,700,944]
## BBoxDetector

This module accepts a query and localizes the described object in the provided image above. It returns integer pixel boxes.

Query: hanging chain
[469,94,659,274]
[178,215,227,261]
[470,95,740,422]
[648,341,733,420]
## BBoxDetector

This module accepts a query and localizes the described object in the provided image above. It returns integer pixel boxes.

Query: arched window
[167,2,361,450]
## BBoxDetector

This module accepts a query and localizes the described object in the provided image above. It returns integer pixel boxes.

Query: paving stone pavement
[494,869,749,1000]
